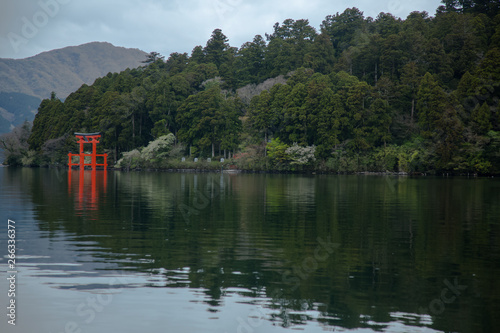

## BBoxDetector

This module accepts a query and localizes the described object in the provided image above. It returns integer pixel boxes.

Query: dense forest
[3,0,500,173]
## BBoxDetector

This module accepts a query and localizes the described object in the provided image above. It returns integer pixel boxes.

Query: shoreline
[55,165,500,177]
[2,164,497,177]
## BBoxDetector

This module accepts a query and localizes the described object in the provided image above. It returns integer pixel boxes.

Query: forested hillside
[9,1,500,173]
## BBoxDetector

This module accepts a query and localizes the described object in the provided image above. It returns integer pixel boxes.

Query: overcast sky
[1,0,443,59]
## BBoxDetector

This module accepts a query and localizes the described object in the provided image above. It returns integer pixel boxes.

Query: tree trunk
[132,115,135,144]
[264,130,267,157]
[212,143,215,158]
[411,98,415,122]
[115,127,118,162]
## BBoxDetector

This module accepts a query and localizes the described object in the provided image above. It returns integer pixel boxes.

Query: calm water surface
[0,167,499,332]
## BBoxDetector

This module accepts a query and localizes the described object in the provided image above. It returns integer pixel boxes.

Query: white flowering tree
[285,143,316,165]
[116,134,176,168]
[141,133,176,159]
[115,149,142,168]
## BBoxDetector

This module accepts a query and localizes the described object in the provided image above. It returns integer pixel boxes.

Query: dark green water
[1,167,499,332]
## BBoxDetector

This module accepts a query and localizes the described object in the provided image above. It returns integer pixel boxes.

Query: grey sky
[1,0,443,59]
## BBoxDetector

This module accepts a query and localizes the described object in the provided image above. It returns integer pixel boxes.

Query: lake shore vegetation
[2,1,500,174]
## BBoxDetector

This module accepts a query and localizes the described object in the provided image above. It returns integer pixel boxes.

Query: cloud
[0,0,442,59]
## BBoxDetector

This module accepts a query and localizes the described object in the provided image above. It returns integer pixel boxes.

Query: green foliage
[485,131,500,171]
[321,8,366,57]
[142,51,165,64]
[151,119,170,138]
[234,35,267,86]
[233,145,267,170]
[266,19,318,77]
[322,141,429,173]
[266,138,290,165]
[24,8,500,174]
[203,29,231,69]
[417,73,448,136]
[21,150,38,167]
[471,102,492,134]
[176,85,241,157]
[439,0,500,17]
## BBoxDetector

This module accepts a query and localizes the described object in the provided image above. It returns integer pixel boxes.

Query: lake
[1,167,499,332]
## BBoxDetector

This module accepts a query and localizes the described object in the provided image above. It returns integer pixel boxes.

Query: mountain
[0,92,41,134]
[0,42,147,133]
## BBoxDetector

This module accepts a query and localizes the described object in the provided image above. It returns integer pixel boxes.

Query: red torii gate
[68,132,108,170]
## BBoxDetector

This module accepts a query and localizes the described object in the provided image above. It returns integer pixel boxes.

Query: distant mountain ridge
[0,42,147,133]
[0,42,147,99]
[0,92,41,134]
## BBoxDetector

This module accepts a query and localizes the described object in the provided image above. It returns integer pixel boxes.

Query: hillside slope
[0,92,41,133]
[0,42,147,99]
[0,42,147,133]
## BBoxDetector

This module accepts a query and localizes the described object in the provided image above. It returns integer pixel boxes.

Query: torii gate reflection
[67,133,108,212]
[68,168,108,211]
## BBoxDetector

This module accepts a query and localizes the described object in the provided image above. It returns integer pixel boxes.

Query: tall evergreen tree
[204,29,231,69]
[417,73,447,136]
[321,8,366,57]
[471,102,492,134]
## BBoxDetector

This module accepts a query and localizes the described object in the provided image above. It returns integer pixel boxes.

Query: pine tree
[204,29,231,69]
[416,73,447,136]
[248,90,274,142]
[471,102,492,134]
